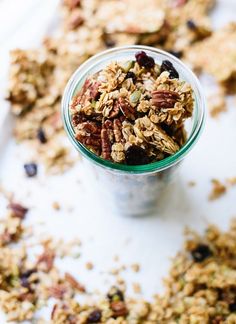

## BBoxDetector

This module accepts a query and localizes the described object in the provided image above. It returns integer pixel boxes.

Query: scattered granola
[186,23,236,93]
[208,89,227,118]
[209,179,227,201]
[70,52,194,164]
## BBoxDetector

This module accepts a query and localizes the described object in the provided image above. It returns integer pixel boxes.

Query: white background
[0,1,236,323]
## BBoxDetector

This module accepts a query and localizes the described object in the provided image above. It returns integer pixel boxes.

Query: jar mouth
[62,45,206,174]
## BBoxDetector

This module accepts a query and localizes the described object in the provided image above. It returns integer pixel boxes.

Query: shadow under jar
[61,46,205,217]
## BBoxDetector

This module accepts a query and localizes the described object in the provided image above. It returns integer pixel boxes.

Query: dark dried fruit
[160,60,179,79]
[24,163,37,177]
[229,302,236,312]
[135,51,155,69]
[168,50,183,59]
[186,19,197,30]
[125,145,150,165]
[111,301,128,318]
[126,71,137,83]
[8,203,28,219]
[104,37,116,48]
[20,268,37,288]
[87,309,102,323]
[37,128,47,144]
[191,244,213,263]
[107,287,124,302]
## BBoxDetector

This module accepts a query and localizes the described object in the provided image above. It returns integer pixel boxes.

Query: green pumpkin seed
[120,60,134,73]
[130,90,141,104]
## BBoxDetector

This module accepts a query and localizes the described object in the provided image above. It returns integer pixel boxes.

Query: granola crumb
[188,180,196,187]
[52,202,61,210]
[131,263,140,273]
[208,179,227,201]
[132,282,142,294]
[85,262,94,270]
[208,89,227,118]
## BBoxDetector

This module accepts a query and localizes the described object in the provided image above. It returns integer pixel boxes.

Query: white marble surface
[0,1,236,323]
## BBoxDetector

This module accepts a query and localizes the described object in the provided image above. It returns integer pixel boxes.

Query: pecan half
[8,203,28,219]
[110,301,128,318]
[101,128,111,160]
[151,90,180,108]
[37,248,55,272]
[76,121,102,148]
[113,119,123,143]
[65,272,86,292]
[48,284,67,299]
[107,100,120,119]
[71,79,100,108]
[118,97,135,121]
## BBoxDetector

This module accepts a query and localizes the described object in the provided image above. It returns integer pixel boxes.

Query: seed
[229,303,236,312]
[135,51,155,69]
[87,309,102,323]
[126,71,137,83]
[130,90,141,105]
[24,163,38,177]
[120,60,134,73]
[125,145,150,166]
[160,60,179,79]
[37,128,47,144]
[191,244,213,263]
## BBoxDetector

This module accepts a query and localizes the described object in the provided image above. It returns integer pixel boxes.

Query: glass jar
[61,46,205,217]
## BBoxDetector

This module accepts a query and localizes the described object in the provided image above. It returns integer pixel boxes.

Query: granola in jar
[70,51,194,165]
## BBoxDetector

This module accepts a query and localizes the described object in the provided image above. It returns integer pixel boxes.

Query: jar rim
[61,45,206,174]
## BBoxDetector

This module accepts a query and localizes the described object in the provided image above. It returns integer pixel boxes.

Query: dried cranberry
[87,309,102,323]
[104,38,116,48]
[107,287,124,302]
[186,19,197,30]
[20,269,36,288]
[125,145,150,166]
[126,71,137,83]
[168,50,183,59]
[135,51,155,69]
[229,302,236,312]
[191,244,213,263]
[37,128,47,144]
[24,163,37,177]
[160,60,179,79]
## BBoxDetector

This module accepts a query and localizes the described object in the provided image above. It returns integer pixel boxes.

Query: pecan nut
[107,100,120,119]
[65,272,86,292]
[113,119,123,143]
[151,90,180,108]
[101,128,112,160]
[118,97,136,121]
[76,121,102,148]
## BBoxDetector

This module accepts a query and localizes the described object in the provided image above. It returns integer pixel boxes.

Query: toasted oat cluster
[70,52,194,165]
[186,23,236,93]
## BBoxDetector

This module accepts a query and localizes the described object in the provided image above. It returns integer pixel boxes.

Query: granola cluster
[6,0,218,172]
[70,52,194,164]
[2,198,236,323]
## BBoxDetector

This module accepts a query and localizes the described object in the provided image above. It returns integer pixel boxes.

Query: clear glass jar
[61,46,205,217]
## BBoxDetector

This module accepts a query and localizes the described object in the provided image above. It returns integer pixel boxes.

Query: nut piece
[110,301,128,317]
[151,90,180,108]
[118,97,136,121]
[101,128,111,160]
